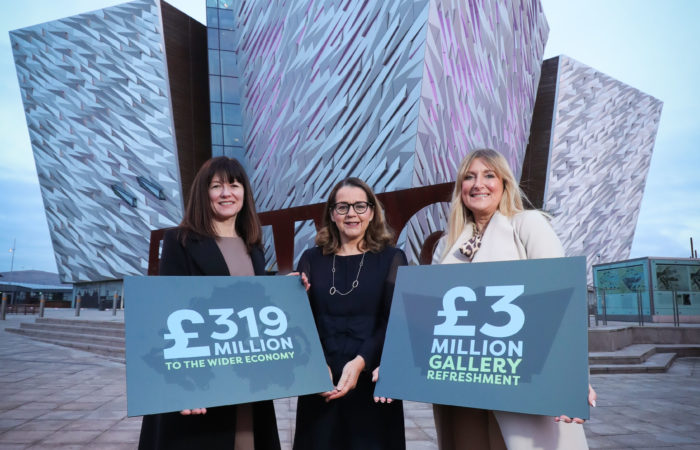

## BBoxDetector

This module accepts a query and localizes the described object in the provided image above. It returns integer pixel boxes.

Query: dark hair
[315,177,393,254]
[179,157,262,251]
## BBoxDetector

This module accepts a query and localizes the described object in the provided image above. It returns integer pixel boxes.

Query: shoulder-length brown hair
[442,149,527,258]
[179,157,262,251]
[315,177,394,255]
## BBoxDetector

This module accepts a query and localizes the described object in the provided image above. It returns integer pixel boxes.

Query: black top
[297,246,407,377]
[293,245,407,450]
[139,227,280,450]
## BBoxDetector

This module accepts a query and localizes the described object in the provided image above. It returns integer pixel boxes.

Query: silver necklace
[329,252,366,295]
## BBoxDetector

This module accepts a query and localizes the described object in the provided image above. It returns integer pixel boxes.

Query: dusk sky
[1,0,698,274]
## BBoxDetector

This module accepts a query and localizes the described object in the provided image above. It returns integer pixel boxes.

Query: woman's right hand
[180,408,207,415]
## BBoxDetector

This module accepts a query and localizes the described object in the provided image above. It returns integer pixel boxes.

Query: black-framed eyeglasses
[332,201,373,215]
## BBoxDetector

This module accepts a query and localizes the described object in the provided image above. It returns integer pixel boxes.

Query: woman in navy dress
[138,157,280,450]
[293,177,406,450]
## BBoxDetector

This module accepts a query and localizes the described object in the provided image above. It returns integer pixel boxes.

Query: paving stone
[35,410,88,421]
[60,419,119,431]
[40,429,102,444]
[2,312,700,449]
[15,403,59,411]
[0,409,45,420]
[0,444,28,450]
[0,429,54,444]
[91,429,139,444]
[54,402,102,412]
[15,419,70,431]
[0,419,28,431]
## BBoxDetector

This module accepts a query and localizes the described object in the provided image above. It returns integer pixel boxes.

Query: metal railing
[590,288,692,327]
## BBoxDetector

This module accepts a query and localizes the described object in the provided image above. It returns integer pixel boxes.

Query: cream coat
[435,210,589,450]
[438,210,564,264]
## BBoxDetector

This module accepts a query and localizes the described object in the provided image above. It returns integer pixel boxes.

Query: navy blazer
[139,227,279,450]
[159,227,266,276]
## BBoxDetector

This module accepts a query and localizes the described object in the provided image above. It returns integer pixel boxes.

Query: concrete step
[6,327,125,348]
[35,317,124,329]
[588,325,700,352]
[590,352,676,374]
[19,321,125,338]
[589,343,700,365]
[589,344,658,365]
[8,332,125,361]
[5,316,126,362]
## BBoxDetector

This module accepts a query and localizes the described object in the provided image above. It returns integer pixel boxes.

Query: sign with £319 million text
[375,257,589,419]
[124,276,332,417]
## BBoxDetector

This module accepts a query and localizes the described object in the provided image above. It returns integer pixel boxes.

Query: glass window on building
[219,29,236,51]
[211,124,223,146]
[221,76,240,103]
[219,9,235,30]
[208,49,220,75]
[206,7,219,28]
[209,75,221,102]
[207,28,219,49]
[210,102,223,124]
[223,124,243,146]
[220,51,237,73]
[222,103,241,125]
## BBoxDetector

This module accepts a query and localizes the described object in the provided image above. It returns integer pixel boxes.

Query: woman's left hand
[287,271,310,291]
[371,366,393,404]
[555,384,597,424]
[323,356,365,402]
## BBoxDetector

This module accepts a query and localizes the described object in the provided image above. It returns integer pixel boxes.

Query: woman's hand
[555,384,597,424]
[371,366,393,404]
[180,408,207,415]
[322,356,365,402]
[319,365,336,399]
[288,271,310,291]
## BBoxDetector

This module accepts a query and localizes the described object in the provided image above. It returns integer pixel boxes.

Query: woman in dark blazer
[138,157,280,450]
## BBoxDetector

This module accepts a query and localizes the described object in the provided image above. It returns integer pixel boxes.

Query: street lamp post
[9,238,16,273]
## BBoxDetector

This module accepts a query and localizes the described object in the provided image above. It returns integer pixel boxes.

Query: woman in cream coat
[434,149,596,450]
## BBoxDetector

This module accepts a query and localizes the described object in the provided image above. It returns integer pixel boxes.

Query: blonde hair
[442,149,526,259]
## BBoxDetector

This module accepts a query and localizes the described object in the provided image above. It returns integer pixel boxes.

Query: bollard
[75,295,82,317]
[636,290,644,326]
[112,292,118,316]
[601,290,608,326]
[672,289,680,327]
[39,294,46,318]
[1,293,7,320]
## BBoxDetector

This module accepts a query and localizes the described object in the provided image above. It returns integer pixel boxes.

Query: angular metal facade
[540,56,663,281]
[404,0,549,262]
[12,0,663,282]
[223,0,549,265]
[10,0,183,283]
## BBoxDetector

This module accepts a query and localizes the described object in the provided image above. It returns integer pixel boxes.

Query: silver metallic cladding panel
[10,0,183,283]
[236,0,429,212]
[406,0,549,263]
[545,56,663,282]
[233,0,549,265]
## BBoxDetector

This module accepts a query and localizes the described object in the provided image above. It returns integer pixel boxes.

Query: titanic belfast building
[11,0,662,298]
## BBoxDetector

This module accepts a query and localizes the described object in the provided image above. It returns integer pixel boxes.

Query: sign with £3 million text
[124,276,332,416]
[375,257,589,419]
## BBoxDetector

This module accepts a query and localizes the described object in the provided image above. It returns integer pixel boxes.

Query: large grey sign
[124,276,332,417]
[375,257,589,419]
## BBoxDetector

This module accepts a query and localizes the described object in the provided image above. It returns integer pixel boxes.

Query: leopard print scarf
[458,223,482,261]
